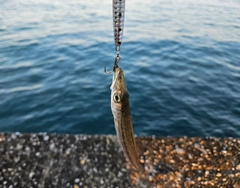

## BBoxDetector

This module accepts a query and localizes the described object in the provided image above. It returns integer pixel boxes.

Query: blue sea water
[0,0,240,137]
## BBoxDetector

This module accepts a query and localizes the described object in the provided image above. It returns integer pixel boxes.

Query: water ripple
[0,84,43,94]
[0,0,240,137]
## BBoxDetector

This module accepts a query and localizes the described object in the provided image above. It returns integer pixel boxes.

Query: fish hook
[104,66,113,74]
[104,55,121,74]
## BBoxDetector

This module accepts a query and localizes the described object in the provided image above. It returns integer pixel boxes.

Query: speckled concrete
[0,133,131,188]
[130,137,240,188]
[0,133,240,188]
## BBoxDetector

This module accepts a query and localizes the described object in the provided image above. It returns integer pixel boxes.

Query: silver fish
[111,66,144,172]
[112,0,125,53]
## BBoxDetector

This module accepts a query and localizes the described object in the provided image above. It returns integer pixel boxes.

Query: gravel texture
[130,137,240,188]
[0,133,131,188]
[0,133,240,188]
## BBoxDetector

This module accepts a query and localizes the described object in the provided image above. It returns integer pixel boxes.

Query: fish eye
[113,93,121,103]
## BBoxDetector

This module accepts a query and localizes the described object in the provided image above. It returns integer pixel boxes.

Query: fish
[110,66,144,172]
[112,0,125,53]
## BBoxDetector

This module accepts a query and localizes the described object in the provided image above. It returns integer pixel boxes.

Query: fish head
[111,67,129,111]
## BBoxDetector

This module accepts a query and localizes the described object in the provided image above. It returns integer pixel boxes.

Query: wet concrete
[0,133,239,188]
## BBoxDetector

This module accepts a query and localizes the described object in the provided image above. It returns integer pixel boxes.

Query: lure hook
[104,66,113,74]
[113,55,120,71]
[104,55,121,74]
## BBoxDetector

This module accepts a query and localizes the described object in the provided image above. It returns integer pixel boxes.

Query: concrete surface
[0,133,239,188]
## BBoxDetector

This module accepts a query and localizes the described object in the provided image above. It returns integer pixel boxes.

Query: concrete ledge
[133,137,240,187]
[0,133,240,188]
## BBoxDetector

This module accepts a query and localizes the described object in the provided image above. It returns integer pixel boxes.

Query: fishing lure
[112,0,125,56]
[105,0,125,73]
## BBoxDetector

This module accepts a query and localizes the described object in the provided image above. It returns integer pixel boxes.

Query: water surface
[0,0,240,137]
